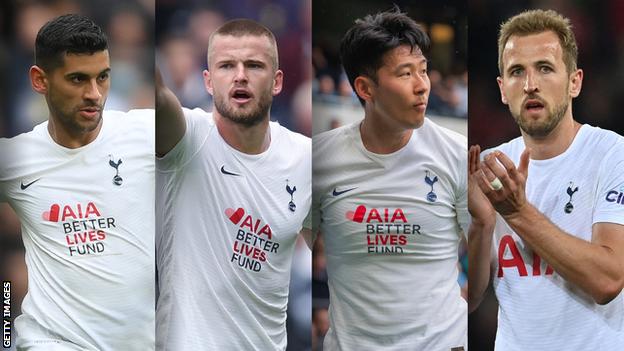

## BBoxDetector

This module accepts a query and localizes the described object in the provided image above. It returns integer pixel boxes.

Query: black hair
[35,14,108,71]
[339,7,430,106]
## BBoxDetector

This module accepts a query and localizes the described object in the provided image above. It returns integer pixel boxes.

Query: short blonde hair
[207,18,279,70]
[498,9,578,75]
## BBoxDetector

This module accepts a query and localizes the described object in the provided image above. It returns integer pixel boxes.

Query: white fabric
[488,125,624,351]
[312,119,468,350]
[156,108,311,351]
[0,110,155,350]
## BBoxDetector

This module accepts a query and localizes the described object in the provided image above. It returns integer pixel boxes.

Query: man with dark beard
[468,9,624,350]
[0,14,155,350]
[155,19,311,350]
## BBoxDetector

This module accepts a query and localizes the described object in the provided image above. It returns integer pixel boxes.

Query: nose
[84,78,102,101]
[233,63,248,84]
[523,70,539,93]
[412,73,429,96]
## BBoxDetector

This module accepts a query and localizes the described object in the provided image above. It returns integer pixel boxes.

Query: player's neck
[359,116,413,154]
[47,117,102,149]
[215,113,271,154]
[522,116,581,160]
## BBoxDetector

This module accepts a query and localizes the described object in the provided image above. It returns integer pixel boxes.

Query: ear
[203,69,213,96]
[272,69,283,96]
[569,68,583,98]
[30,65,48,95]
[354,76,374,104]
[496,76,508,105]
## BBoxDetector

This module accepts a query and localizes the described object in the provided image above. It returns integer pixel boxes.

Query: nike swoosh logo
[332,187,357,196]
[20,178,41,190]
[220,165,241,177]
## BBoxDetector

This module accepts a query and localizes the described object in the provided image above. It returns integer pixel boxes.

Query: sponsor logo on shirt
[225,207,279,272]
[497,234,553,277]
[605,189,624,205]
[345,205,422,254]
[42,202,115,257]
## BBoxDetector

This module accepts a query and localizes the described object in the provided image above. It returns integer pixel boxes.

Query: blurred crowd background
[0,1,154,350]
[311,1,467,349]
[469,1,624,350]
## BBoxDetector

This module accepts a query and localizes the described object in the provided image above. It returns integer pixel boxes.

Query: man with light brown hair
[155,19,311,350]
[469,9,624,350]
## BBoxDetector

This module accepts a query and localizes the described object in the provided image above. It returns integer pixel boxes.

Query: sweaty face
[368,45,430,130]
[46,51,110,137]
[205,34,282,126]
[498,31,577,138]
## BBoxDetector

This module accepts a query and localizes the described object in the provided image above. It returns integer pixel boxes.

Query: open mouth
[231,89,252,103]
[524,99,544,112]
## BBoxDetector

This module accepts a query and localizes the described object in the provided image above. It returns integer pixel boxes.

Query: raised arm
[467,145,497,312]
[478,150,624,305]
[155,67,186,157]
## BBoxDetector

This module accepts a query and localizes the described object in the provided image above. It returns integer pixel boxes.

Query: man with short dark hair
[469,9,624,350]
[155,18,311,350]
[0,14,155,350]
[312,8,467,350]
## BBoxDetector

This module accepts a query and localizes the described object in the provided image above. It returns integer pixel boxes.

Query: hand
[475,148,531,218]
[468,145,496,226]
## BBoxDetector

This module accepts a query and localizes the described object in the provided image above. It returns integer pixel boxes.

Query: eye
[400,71,411,77]
[70,76,85,83]
[220,63,233,69]
[510,68,524,77]
[98,72,109,82]
[539,66,553,73]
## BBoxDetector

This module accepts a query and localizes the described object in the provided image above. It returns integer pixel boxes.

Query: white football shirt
[156,108,311,350]
[312,119,468,350]
[0,110,155,350]
[488,125,624,350]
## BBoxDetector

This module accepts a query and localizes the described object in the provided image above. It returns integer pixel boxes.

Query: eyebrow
[395,58,428,70]
[65,67,111,78]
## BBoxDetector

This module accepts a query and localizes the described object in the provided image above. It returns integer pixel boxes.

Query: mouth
[78,106,101,120]
[231,89,253,104]
[413,102,427,111]
[524,99,545,113]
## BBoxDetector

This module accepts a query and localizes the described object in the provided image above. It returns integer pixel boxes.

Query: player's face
[368,45,430,129]
[45,51,110,136]
[204,34,283,126]
[497,31,581,138]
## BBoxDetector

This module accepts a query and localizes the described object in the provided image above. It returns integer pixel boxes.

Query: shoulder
[312,123,355,155]
[419,118,467,166]
[483,135,524,159]
[0,122,48,179]
[271,121,310,155]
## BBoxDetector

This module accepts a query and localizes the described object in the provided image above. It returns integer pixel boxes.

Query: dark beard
[214,93,272,127]
[48,96,103,134]
[513,99,568,138]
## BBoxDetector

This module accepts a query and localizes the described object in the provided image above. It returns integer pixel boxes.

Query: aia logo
[225,207,273,239]
[497,235,553,277]
[345,205,407,223]
[42,202,101,222]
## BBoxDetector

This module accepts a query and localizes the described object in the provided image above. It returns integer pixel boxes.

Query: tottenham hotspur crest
[108,155,123,186]
[564,182,579,214]
[425,170,439,202]
[286,180,297,212]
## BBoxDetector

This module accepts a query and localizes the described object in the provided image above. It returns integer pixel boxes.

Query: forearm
[504,204,624,304]
[155,68,185,157]
[467,219,494,312]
